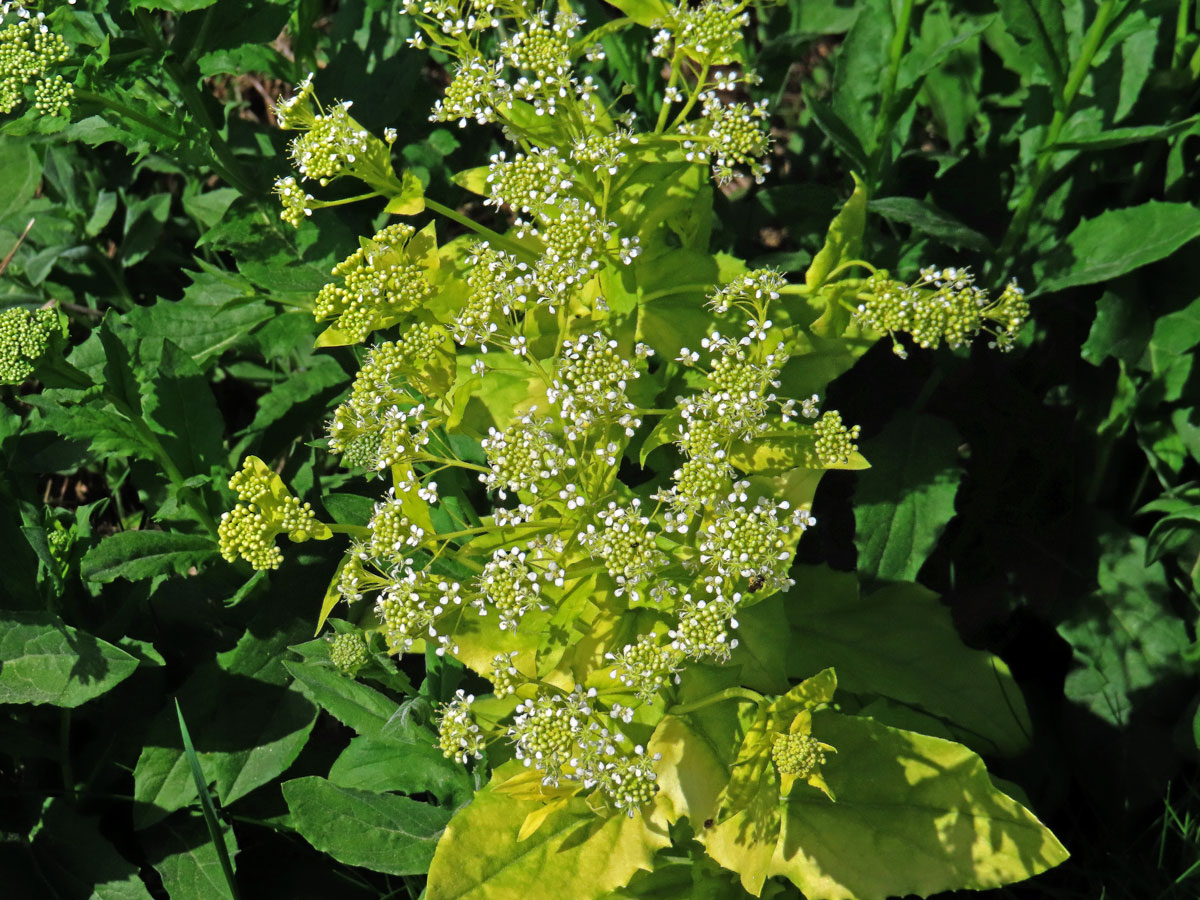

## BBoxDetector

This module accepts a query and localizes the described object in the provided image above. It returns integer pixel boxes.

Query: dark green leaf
[1037,202,1200,295]
[283,777,451,876]
[868,197,991,251]
[81,531,218,583]
[854,412,962,582]
[0,611,138,707]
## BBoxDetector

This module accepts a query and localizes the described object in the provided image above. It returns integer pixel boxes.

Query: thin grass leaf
[175,699,240,900]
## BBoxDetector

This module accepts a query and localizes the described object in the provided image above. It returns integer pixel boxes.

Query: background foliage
[2,0,1199,897]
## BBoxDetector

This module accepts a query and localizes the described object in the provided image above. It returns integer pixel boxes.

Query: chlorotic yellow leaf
[426,762,670,900]
[383,169,426,215]
[702,711,1068,899]
[314,557,347,635]
[451,166,490,196]
[518,797,570,841]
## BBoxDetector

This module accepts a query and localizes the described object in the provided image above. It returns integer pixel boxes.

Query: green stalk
[870,0,916,183]
[997,0,1119,263]
[423,197,535,260]
[74,89,186,144]
[1176,0,1193,69]
[668,686,764,716]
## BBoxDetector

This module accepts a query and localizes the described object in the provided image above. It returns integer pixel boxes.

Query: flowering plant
[212,1,1062,897]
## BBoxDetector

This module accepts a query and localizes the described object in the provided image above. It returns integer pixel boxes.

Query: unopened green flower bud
[329,631,370,676]
[0,306,56,384]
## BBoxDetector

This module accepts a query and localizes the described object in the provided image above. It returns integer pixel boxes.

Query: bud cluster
[854,266,1029,357]
[0,305,56,384]
[217,456,330,570]
[0,7,71,117]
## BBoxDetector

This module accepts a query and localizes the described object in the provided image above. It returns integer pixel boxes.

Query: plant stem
[870,0,916,183]
[75,89,186,144]
[1176,0,1193,69]
[423,197,533,259]
[997,0,1118,263]
[668,686,764,716]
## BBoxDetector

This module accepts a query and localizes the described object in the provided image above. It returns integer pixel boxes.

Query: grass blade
[175,698,240,900]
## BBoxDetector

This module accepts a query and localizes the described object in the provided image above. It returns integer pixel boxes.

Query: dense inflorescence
[236,0,1032,823]
[0,4,72,117]
[0,305,56,383]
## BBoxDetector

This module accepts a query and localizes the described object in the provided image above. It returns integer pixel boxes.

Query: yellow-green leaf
[703,712,1068,899]
[805,173,866,293]
[451,166,490,196]
[384,169,426,216]
[426,761,670,900]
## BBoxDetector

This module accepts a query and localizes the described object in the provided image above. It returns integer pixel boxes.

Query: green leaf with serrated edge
[729,421,870,474]
[854,412,961,583]
[1050,115,1200,151]
[715,670,838,823]
[780,567,1033,756]
[147,814,239,900]
[283,777,450,876]
[805,173,867,293]
[1036,202,1200,296]
[803,90,869,173]
[830,0,891,151]
[283,657,399,737]
[314,558,346,635]
[329,734,472,806]
[426,760,670,900]
[639,408,684,466]
[0,611,138,707]
[81,531,218,583]
[703,712,1067,898]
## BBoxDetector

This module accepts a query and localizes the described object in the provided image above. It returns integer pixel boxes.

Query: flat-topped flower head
[606,632,683,703]
[480,413,567,499]
[376,566,463,655]
[549,333,650,431]
[431,58,511,127]
[274,175,313,227]
[473,547,542,631]
[681,97,772,185]
[654,0,748,64]
[699,491,797,592]
[669,591,739,662]
[500,10,578,83]
[289,100,371,184]
[219,457,330,570]
[485,147,573,214]
[366,490,426,561]
[581,500,670,602]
